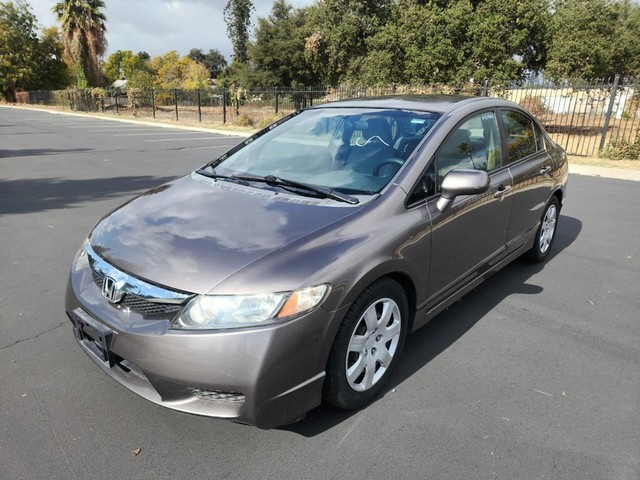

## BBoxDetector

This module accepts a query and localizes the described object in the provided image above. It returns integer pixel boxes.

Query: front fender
[212,186,431,316]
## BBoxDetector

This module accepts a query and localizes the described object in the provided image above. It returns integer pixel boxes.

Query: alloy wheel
[345,298,402,392]
[539,204,557,254]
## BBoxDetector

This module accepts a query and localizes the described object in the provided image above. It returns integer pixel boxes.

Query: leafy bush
[234,113,255,127]
[604,132,640,160]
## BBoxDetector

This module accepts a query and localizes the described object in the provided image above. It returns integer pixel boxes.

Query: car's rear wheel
[524,196,560,263]
[324,278,408,409]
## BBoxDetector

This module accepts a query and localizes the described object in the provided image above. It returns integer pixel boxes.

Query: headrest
[364,118,392,144]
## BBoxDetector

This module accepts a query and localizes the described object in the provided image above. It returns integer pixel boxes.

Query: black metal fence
[492,76,640,158]
[14,77,640,158]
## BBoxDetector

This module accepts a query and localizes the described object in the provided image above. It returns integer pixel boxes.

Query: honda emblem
[102,276,124,303]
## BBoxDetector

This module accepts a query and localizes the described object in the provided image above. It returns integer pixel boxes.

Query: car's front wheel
[524,196,560,263]
[323,278,408,409]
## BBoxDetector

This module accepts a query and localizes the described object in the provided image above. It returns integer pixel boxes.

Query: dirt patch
[568,155,639,170]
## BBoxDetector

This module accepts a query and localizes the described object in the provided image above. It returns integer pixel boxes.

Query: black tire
[524,196,560,263]
[323,278,409,409]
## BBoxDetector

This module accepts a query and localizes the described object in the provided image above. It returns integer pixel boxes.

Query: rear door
[500,109,555,247]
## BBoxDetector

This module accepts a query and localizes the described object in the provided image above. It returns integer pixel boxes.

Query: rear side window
[501,111,538,163]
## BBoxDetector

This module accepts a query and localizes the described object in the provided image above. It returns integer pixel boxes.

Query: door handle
[494,184,511,198]
[540,165,552,175]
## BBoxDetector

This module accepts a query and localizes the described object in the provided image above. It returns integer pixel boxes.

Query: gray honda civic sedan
[66,95,568,428]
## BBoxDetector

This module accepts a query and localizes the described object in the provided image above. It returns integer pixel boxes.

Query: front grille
[189,387,246,403]
[92,268,104,288]
[92,268,183,317]
[122,294,182,316]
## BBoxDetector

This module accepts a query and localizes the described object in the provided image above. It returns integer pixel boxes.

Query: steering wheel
[373,158,405,177]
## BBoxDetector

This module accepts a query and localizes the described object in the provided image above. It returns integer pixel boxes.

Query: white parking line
[88,129,165,133]
[67,125,156,129]
[176,145,234,150]
[5,117,57,120]
[9,119,113,125]
[145,138,237,143]
[49,123,125,126]
[113,132,211,137]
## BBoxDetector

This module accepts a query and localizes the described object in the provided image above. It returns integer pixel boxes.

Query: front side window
[435,111,502,187]
[209,108,441,196]
[501,110,538,163]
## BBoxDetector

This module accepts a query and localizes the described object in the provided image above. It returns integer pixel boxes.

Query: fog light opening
[188,387,245,403]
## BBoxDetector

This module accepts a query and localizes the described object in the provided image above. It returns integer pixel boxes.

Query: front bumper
[65,265,347,429]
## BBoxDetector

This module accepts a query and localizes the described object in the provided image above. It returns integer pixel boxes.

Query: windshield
[209,108,441,196]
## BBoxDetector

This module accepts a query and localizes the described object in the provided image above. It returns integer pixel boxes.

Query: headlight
[71,238,90,273]
[171,284,330,330]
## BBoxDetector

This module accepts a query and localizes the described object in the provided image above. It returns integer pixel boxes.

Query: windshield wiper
[232,174,360,205]
[197,168,359,204]
[196,167,250,186]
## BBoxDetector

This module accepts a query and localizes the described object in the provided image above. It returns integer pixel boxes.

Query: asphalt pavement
[1,106,639,480]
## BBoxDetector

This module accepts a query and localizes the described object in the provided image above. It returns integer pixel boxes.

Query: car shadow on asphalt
[0,176,177,215]
[0,148,92,158]
[282,215,583,437]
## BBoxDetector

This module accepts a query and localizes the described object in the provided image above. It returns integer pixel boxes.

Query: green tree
[151,51,210,90]
[0,1,68,99]
[546,0,614,79]
[546,0,640,79]
[217,60,263,88]
[0,1,40,99]
[53,0,107,87]
[465,0,550,83]
[32,26,72,90]
[360,0,473,85]
[249,0,317,86]
[304,0,392,85]
[614,0,640,76]
[187,48,228,78]
[224,0,254,63]
[359,0,550,86]
[103,50,133,82]
[103,49,155,87]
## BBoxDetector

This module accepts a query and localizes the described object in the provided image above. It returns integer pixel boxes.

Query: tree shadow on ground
[282,215,583,437]
[0,148,93,158]
[0,176,176,215]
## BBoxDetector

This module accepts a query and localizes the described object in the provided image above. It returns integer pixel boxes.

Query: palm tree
[53,0,107,87]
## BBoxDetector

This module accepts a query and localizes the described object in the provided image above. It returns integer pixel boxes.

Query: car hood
[89,173,362,294]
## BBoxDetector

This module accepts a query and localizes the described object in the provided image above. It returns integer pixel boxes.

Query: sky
[27,0,314,61]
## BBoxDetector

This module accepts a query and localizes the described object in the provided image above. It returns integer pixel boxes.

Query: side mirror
[436,169,490,212]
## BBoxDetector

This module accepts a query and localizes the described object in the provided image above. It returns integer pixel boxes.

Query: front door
[426,110,513,304]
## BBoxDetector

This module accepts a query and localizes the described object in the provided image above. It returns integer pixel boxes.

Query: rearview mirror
[437,169,490,212]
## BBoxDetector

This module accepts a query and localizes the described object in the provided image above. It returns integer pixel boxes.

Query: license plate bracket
[72,308,115,367]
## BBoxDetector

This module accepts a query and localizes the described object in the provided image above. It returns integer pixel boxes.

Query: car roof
[311,95,491,114]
